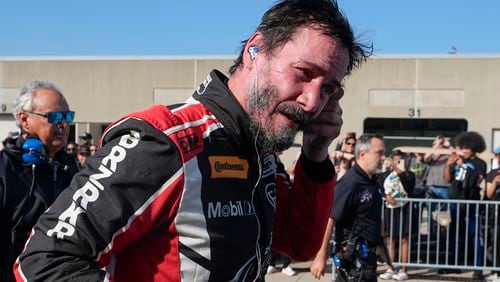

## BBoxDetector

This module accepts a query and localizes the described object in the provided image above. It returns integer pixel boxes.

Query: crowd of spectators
[322,131,500,281]
[64,132,97,169]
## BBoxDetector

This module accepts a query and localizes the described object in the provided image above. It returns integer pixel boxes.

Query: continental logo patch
[209,156,249,179]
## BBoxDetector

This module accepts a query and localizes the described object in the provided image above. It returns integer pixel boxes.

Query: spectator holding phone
[445,132,486,201]
[378,150,415,281]
[443,131,487,279]
[331,132,356,180]
[424,135,451,202]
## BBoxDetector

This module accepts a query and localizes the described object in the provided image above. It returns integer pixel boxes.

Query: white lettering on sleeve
[47,131,141,239]
[102,146,126,173]
[73,182,100,210]
[47,201,84,238]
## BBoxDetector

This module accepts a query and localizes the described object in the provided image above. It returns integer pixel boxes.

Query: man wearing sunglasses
[0,80,79,282]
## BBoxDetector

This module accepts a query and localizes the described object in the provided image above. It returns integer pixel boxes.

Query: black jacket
[0,136,79,282]
[332,164,384,246]
[450,157,486,200]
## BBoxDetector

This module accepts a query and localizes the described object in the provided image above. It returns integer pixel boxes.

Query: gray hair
[13,80,64,128]
[354,133,384,160]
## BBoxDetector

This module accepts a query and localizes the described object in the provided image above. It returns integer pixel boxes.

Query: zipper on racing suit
[251,129,263,281]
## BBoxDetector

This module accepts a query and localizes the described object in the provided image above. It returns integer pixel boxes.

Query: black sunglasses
[29,111,75,125]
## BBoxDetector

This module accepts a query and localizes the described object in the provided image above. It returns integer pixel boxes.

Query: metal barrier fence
[382,198,500,271]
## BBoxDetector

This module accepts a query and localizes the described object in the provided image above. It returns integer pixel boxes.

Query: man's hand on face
[302,97,343,162]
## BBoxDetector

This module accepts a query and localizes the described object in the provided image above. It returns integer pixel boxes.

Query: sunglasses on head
[29,111,75,125]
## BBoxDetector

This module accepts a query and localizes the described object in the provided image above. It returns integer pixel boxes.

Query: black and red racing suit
[15,70,335,281]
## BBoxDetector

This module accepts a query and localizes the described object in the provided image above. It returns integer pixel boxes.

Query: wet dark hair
[228,0,372,76]
[454,131,486,153]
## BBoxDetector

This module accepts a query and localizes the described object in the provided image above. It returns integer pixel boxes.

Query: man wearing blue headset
[0,80,79,282]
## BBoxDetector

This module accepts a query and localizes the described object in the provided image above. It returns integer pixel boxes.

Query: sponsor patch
[196,73,212,95]
[360,190,373,203]
[207,200,254,219]
[178,133,201,153]
[261,153,276,178]
[209,156,249,179]
[265,183,276,208]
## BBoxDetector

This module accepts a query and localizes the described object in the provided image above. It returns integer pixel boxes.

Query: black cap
[79,132,92,139]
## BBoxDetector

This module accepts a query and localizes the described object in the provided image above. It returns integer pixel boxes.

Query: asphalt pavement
[265,260,489,281]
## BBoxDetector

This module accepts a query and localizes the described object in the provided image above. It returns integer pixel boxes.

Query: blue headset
[22,137,46,165]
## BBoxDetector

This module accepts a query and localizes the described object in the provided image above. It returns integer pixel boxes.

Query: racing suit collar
[193,70,253,149]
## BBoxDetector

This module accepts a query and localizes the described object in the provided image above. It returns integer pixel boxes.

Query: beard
[247,75,309,152]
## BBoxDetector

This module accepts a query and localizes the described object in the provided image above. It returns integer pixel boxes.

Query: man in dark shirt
[311,133,386,281]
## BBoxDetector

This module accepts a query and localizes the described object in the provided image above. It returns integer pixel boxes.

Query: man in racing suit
[15,1,372,281]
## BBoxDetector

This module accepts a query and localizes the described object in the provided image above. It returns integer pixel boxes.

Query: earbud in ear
[248,46,259,61]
